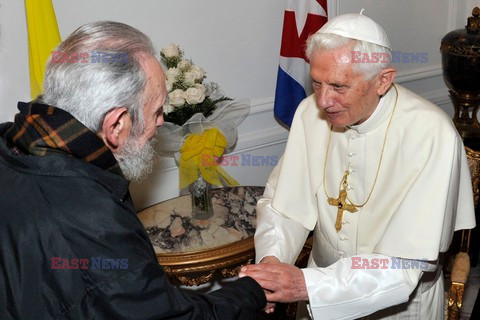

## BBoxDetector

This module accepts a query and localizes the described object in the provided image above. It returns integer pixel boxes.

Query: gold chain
[323,84,399,208]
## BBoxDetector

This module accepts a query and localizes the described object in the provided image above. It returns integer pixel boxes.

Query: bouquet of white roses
[160,44,232,126]
[156,44,250,193]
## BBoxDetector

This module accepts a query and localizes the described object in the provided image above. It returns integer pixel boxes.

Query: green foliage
[164,96,232,126]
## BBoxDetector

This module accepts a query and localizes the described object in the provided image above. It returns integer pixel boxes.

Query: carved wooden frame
[157,237,255,286]
[465,146,480,207]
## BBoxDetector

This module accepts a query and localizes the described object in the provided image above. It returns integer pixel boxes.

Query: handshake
[238,256,308,314]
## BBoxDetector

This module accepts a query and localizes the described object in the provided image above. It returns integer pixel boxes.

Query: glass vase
[189,175,214,220]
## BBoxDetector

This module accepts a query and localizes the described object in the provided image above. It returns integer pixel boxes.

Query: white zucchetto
[316,10,391,49]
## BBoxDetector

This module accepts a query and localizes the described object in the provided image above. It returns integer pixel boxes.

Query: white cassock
[255,84,476,319]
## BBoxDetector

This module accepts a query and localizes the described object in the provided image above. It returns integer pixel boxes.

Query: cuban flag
[274,0,328,127]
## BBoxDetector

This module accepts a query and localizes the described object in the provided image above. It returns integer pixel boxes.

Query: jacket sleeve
[73,262,266,320]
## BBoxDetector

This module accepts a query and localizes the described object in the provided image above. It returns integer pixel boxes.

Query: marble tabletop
[138,186,265,254]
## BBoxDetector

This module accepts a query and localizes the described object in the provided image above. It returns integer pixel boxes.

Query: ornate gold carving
[447,282,465,320]
[465,146,480,207]
[175,271,216,286]
[440,43,480,58]
[155,237,255,286]
[220,259,253,278]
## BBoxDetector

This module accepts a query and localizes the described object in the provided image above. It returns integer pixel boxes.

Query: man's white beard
[115,134,157,182]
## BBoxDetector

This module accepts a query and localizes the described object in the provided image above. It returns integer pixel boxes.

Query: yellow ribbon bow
[179,128,239,189]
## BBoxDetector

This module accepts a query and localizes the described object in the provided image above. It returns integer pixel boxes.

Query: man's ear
[376,67,397,96]
[98,107,130,150]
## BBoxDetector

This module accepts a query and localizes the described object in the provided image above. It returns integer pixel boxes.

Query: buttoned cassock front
[255,84,476,319]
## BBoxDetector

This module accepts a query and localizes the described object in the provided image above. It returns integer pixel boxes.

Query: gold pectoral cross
[327,171,357,232]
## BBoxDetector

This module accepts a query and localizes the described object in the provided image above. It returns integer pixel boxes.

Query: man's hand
[239,262,308,303]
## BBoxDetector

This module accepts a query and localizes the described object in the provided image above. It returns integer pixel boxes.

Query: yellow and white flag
[25,0,61,99]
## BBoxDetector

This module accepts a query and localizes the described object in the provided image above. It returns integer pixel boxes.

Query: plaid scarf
[3,101,122,175]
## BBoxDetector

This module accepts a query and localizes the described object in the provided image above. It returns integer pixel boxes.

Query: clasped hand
[238,256,308,313]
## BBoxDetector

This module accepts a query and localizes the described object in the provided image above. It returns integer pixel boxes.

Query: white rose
[166,67,181,83]
[163,103,175,115]
[183,71,197,85]
[178,59,192,70]
[185,87,206,105]
[190,65,205,81]
[168,89,186,107]
[194,83,206,94]
[165,79,174,92]
[161,44,180,58]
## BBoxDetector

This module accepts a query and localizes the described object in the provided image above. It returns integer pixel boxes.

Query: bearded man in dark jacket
[0,21,266,319]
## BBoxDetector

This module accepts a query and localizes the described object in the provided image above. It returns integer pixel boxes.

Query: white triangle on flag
[286,0,327,35]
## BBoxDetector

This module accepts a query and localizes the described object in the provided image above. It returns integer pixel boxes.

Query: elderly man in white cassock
[239,12,476,319]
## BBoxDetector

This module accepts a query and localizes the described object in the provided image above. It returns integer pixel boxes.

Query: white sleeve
[302,254,435,320]
[254,159,310,264]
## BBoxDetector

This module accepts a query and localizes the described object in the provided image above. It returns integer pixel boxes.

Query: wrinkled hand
[239,261,308,304]
[256,256,280,313]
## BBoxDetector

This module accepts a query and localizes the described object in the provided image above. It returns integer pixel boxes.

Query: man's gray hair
[42,21,156,134]
[305,33,391,80]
